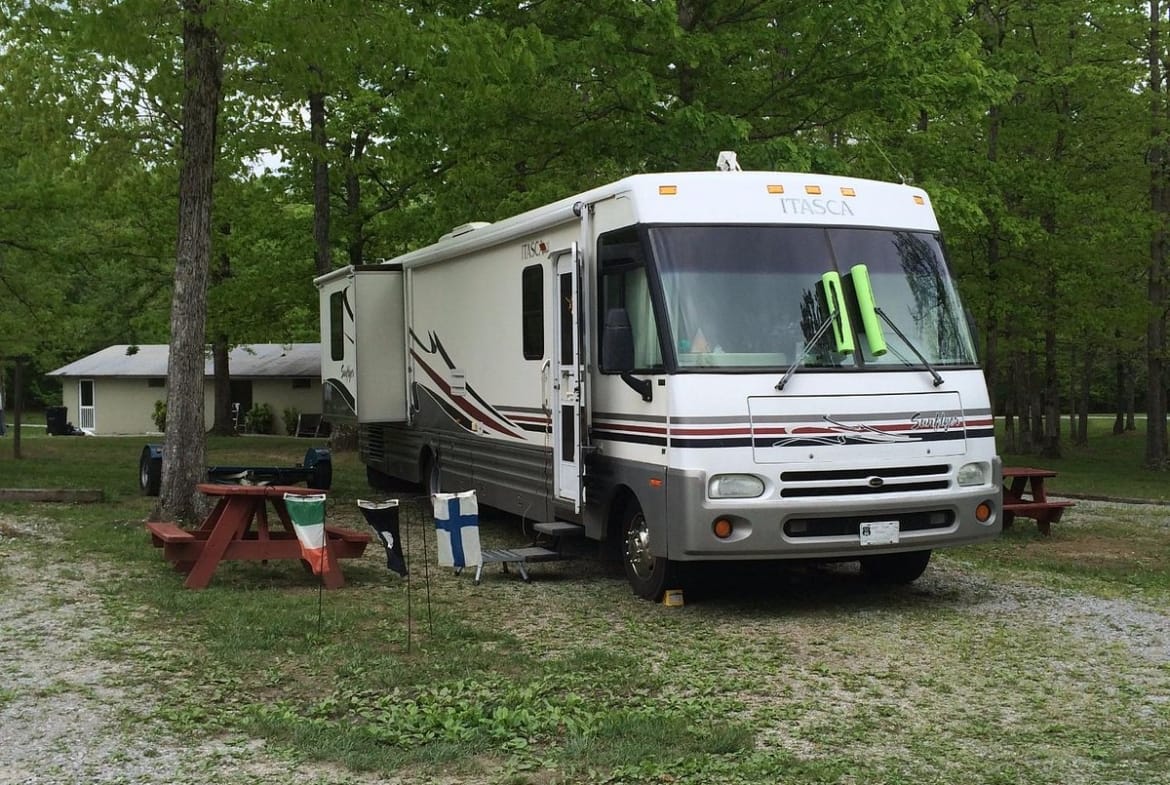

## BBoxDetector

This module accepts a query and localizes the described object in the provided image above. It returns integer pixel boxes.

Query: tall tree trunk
[12,358,22,460]
[983,105,1002,419]
[1076,349,1092,447]
[344,130,368,267]
[1114,333,1128,434]
[1147,0,1170,469]
[156,0,222,524]
[210,223,234,435]
[210,338,232,434]
[310,86,331,277]
[1068,345,1079,445]
[1040,313,1061,458]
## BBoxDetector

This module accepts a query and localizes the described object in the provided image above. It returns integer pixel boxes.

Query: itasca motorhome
[316,154,1002,600]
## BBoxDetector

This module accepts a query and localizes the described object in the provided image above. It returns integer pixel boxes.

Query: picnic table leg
[185,498,253,589]
[321,542,345,589]
[1037,513,1052,536]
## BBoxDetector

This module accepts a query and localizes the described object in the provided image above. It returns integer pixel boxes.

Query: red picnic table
[146,484,370,589]
[1001,466,1075,536]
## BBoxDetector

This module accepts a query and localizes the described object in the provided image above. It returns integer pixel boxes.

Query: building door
[551,244,584,512]
[78,379,95,430]
[230,380,253,431]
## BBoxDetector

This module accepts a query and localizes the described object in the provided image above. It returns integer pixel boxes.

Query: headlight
[708,474,765,498]
[957,462,987,487]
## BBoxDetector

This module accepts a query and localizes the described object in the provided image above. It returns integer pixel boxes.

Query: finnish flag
[432,490,481,570]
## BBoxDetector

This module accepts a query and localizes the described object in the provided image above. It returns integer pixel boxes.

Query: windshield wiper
[777,271,854,391]
[873,307,944,387]
[775,313,837,390]
[850,263,943,387]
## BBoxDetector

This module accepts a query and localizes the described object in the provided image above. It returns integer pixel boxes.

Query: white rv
[316,157,1002,600]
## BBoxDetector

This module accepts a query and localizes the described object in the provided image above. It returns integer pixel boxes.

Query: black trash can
[45,406,68,436]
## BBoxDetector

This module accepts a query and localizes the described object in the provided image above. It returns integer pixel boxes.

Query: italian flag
[285,493,328,574]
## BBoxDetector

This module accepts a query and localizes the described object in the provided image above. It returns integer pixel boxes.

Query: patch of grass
[999,416,1170,500]
[952,505,1170,605]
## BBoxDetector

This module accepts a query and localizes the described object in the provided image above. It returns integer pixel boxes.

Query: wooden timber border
[0,489,105,503]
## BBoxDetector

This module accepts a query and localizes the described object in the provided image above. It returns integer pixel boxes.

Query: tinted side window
[522,264,544,360]
[329,291,345,361]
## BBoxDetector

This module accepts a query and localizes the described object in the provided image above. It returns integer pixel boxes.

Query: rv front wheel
[423,454,441,495]
[622,501,678,601]
[860,549,932,584]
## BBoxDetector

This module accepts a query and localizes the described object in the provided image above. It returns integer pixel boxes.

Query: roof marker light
[840,187,856,197]
[913,195,925,205]
[659,185,678,196]
[805,185,822,195]
[767,184,785,194]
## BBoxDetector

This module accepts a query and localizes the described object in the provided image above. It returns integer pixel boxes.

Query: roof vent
[440,221,492,241]
[716,151,741,172]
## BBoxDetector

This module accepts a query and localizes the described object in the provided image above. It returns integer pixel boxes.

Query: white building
[47,344,322,435]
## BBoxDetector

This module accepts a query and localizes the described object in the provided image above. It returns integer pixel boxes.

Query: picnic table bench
[1002,466,1075,536]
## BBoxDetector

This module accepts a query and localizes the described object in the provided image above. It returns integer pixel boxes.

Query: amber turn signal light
[976,502,992,522]
[713,518,734,539]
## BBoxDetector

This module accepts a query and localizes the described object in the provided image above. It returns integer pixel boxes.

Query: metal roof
[47,344,321,379]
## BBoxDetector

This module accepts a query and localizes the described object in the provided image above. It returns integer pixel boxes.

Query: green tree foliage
[1,0,1167,473]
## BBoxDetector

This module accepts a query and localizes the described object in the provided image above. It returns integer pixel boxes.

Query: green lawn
[998,416,1170,501]
[2,423,1169,784]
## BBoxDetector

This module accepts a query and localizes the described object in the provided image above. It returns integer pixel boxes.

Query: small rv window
[522,264,544,360]
[330,291,345,361]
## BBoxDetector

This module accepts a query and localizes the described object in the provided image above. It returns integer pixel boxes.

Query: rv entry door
[552,244,584,512]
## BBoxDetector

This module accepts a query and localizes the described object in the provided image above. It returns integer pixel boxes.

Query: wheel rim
[139,460,149,490]
[625,512,654,580]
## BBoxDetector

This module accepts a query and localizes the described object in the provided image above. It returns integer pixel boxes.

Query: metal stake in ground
[285,492,330,637]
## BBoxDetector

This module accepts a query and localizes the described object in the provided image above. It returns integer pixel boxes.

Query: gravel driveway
[0,516,384,785]
[1,500,1167,784]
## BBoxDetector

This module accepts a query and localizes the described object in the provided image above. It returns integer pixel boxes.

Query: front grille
[784,510,954,538]
[779,463,951,498]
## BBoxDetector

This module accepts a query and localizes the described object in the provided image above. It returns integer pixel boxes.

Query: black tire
[422,453,441,495]
[309,458,332,491]
[366,465,395,491]
[139,445,162,497]
[860,550,932,585]
[621,499,680,601]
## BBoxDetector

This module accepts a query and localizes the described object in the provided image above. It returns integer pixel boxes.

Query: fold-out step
[532,521,585,537]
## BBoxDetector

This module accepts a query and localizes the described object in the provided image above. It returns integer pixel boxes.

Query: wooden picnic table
[1001,466,1074,536]
[145,484,370,589]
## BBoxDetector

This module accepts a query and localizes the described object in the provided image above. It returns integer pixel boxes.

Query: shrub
[245,402,274,434]
[152,400,167,432]
[283,407,300,436]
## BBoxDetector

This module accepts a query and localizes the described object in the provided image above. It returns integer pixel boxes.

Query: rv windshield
[647,225,977,371]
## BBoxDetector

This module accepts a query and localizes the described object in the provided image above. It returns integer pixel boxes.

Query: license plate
[859,520,900,546]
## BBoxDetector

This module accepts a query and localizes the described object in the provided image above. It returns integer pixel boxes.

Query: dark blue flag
[357,499,408,576]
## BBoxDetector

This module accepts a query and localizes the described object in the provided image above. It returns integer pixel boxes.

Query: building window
[522,264,544,360]
[147,378,165,388]
[292,378,311,389]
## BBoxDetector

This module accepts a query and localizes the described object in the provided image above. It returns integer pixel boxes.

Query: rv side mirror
[603,308,636,372]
